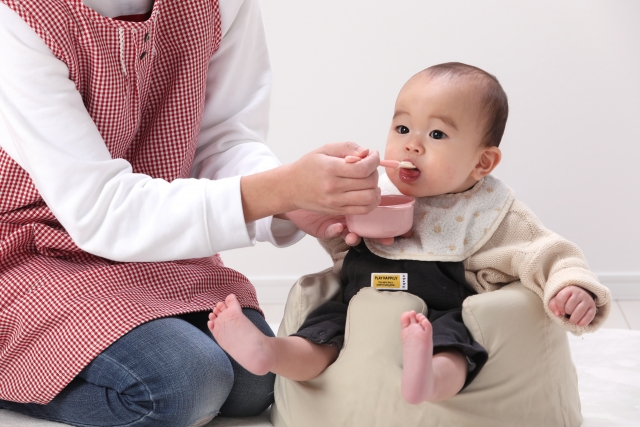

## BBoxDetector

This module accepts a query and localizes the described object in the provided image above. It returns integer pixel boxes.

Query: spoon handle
[345,156,416,169]
[379,159,400,168]
[344,155,362,163]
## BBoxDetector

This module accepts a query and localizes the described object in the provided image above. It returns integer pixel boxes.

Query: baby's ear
[471,146,501,180]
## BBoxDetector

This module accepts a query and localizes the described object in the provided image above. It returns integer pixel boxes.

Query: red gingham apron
[0,0,260,404]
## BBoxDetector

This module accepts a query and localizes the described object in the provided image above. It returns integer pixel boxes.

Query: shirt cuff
[256,216,305,248]
[204,175,256,252]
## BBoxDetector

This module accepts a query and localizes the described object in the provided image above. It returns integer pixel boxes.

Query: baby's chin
[388,175,435,198]
[392,175,471,198]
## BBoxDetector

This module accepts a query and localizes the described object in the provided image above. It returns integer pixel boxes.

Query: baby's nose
[404,144,422,154]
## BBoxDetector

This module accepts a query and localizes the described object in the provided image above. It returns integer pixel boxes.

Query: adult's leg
[179,308,278,417]
[0,317,234,427]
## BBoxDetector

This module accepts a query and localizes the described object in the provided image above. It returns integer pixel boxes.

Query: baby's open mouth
[399,161,420,182]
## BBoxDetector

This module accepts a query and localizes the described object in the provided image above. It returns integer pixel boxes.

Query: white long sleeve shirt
[0,0,304,262]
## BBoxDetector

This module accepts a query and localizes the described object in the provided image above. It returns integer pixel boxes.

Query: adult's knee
[154,323,233,426]
[114,318,235,427]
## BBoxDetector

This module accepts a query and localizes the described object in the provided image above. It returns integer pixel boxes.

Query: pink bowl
[345,195,415,239]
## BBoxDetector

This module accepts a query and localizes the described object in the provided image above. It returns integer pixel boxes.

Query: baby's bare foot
[207,294,275,375]
[400,310,435,404]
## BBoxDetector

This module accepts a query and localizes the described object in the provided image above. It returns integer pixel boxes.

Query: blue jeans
[0,309,275,427]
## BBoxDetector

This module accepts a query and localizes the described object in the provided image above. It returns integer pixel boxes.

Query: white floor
[594,300,640,330]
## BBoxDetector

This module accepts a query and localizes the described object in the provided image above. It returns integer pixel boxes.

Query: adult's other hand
[284,210,412,247]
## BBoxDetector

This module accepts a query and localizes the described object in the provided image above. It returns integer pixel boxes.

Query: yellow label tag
[371,273,408,290]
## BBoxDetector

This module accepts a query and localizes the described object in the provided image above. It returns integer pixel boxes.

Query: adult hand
[548,285,597,327]
[284,142,381,215]
[284,210,411,246]
[240,142,381,223]
[342,229,413,246]
[282,210,348,240]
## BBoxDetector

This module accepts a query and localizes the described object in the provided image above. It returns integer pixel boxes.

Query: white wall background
[221,0,640,301]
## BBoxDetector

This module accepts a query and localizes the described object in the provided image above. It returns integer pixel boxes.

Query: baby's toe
[400,312,412,328]
[225,293,242,309]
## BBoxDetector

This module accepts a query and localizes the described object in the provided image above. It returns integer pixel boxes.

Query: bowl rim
[376,194,415,209]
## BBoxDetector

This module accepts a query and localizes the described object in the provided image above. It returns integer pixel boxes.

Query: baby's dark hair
[421,62,508,147]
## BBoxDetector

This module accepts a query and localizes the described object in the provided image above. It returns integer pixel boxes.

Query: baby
[208,62,607,405]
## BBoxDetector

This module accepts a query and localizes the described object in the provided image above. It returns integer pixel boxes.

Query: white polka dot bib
[367,174,514,262]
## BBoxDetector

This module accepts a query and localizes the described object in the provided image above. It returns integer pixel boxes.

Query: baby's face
[384,74,488,198]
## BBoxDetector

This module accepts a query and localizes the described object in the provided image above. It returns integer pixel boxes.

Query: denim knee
[0,317,235,427]
[133,318,235,427]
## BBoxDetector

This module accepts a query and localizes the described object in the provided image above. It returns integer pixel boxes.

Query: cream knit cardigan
[321,175,610,335]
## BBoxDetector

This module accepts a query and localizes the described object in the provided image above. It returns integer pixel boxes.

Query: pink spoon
[345,156,416,169]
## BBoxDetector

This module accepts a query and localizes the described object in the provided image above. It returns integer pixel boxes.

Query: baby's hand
[548,285,597,327]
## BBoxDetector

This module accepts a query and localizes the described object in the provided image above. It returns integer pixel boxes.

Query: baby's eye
[396,125,410,134]
[429,130,447,140]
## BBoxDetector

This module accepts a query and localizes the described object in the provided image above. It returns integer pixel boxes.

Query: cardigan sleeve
[464,199,611,334]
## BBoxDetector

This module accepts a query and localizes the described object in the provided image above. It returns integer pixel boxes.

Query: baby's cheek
[386,171,402,189]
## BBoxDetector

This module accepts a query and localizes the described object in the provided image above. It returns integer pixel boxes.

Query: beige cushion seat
[272,268,582,427]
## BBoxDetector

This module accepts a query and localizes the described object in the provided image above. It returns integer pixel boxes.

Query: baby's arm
[465,200,610,333]
[548,286,597,327]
